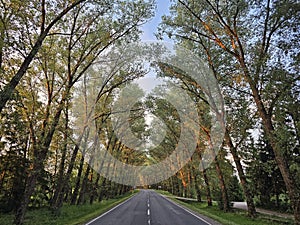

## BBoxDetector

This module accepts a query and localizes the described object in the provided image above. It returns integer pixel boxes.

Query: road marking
[85,194,136,225]
[147,195,151,225]
[160,194,212,225]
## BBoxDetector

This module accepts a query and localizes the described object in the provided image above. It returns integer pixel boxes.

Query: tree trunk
[0,24,4,69]
[225,130,256,217]
[14,158,44,225]
[90,173,100,204]
[71,155,85,205]
[240,61,300,224]
[0,166,7,192]
[14,89,69,224]
[197,145,212,206]
[14,182,32,224]
[50,103,69,210]
[194,174,202,202]
[214,157,230,212]
[98,178,106,202]
[170,176,175,195]
[266,130,300,225]
[56,129,86,205]
[0,0,86,113]
[202,168,212,207]
[77,164,91,205]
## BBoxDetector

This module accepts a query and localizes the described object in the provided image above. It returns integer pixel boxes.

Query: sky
[133,1,173,93]
[140,0,171,41]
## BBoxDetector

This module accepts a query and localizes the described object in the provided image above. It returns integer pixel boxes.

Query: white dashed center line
[147,195,151,225]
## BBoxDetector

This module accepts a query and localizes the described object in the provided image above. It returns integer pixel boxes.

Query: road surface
[86,190,215,225]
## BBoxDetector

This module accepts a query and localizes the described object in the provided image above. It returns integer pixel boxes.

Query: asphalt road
[86,190,213,225]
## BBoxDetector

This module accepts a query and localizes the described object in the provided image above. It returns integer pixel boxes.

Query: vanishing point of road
[86,190,220,225]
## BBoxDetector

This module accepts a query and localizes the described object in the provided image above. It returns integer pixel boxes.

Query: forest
[0,0,299,225]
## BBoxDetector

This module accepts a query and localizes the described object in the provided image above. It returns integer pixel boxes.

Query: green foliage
[158,0,299,220]
[0,0,156,223]
[246,133,290,212]
[1,0,299,223]
[0,95,29,213]
[175,199,293,225]
[155,190,293,225]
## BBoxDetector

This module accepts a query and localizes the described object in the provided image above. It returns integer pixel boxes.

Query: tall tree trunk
[50,102,69,210]
[14,88,69,224]
[194,173,202,202]
[264,122,300,224]
[187,169,192,198]
[178,170,187,197]
[90,173,100,205]
[202,168,212,207]
[77,164,91,205]
[197,145,212,206]
[98,178,106,202]
[170,176,175,195]
[214,157,230,212]
[14,160,40,225]
[0,0,86,113]
[71,155,85,205]
[56,128,86,205]
[225,130,256,217]
[239,60,300,224]
[0,165,7,192]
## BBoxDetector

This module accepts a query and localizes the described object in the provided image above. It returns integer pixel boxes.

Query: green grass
[0,191,138,225]
[155,190,294,225]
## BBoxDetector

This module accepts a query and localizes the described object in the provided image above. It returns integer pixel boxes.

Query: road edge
[159,193,222,225]
[85,192,138,225]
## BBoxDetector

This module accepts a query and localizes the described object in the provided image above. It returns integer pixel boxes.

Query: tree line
[0,0,299,225]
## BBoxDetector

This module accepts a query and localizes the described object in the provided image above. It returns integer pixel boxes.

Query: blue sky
[141,0,171,40]
[134,1,173,94]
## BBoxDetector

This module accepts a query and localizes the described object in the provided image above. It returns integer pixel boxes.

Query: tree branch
[0,0,87,113]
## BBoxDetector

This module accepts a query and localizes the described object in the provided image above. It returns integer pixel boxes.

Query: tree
[0,0,87,112]
[159,0,299,222]
[246,134,287,210]
[0,94,29,213]
[0,1,156,224]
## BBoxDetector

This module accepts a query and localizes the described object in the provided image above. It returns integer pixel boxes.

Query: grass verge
[155,190,294,225]
[0,191,137,225]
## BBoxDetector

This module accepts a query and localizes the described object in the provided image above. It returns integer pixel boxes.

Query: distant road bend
[86,190,216,225]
